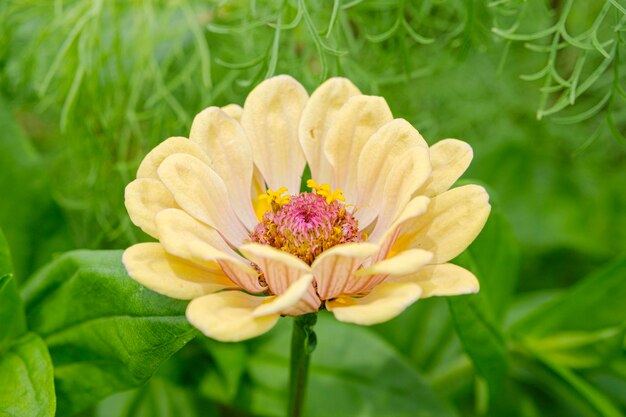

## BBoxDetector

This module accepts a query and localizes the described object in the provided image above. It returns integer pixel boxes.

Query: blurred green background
[1,0,625,416]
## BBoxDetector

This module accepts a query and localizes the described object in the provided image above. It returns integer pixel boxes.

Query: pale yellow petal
[298,77,361,184]
[311,242,378,300]
[156,208,236,256]
[326,282,422,325]
[417,139,473,197]
[388,263,479,298]
[157,153,249,246]
[356,249,432,276]
[355,119,428,227]
[186,291,279,342]
[156,209,265,294]
[136,137,210,179]
[347,249,432,294]
[252,274,314,317]
[123,243,232,300]
[369,146,431,240]
[239,243,319,313]
[221,104,243,121]
[241,75,308,194]
[125,178,178,238]
[189,107,257,229]
[371,195,430,254]
[324,95,393,203]
[393,185,490,263]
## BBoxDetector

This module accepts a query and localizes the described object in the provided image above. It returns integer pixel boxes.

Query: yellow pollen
[307,179,346,204]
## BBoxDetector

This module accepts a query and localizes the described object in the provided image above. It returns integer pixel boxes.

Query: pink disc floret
[250,192,363,264]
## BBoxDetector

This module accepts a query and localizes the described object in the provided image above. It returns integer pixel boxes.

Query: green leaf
[512,256,626,337]
[0,274,27,345]
[0,332,56,417]
[0,99,71,281]
[0,228,27,344]
[246,312,455,417]
[20,250,197,417]
[464,210,520,317]
[445,211,515,408]
[0,227,12,277]
[95,377,214,417]
[448,294,508,403]
[199,339,248,403]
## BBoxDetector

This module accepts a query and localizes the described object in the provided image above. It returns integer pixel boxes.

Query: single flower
[123,75,490,342]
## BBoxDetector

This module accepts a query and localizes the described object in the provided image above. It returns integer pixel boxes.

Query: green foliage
[20,250,197,417]
[0,0,625,416]
[246,314,455,417]
[0,99,71,281]
[0,333,56,417]
[95,377,214,417]
[0,227,55,417]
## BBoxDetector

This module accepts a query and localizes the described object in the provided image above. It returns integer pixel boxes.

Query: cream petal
[157,153,249,246]
[241,75,309,194]
[186,291,278,342]
[187,275,314,342]
[156,209,265,294]
[136,137,210,179]
[125,178,178,238]
[221,104,243,121]
[369,146,431,240]
[311,242,379,300]
[356,249,433,276]
[388,263,479,298]
[371,195,431,263]
[156,208,239,258]
[189,107,257,229]
[324,95,393,203]
[252,274,314,317]
[326,282,422,325]
[298,77,361,184]
[123,242,232,300]
[417,139,473,198]
[349,249,432,294]
[355,119,428,227]
[239,243,320,313]
[393,185,491,264]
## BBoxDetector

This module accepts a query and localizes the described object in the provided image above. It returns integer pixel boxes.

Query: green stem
[287,313,317,417]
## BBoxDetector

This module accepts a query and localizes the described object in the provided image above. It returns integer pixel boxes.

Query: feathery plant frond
[491,0,626,143]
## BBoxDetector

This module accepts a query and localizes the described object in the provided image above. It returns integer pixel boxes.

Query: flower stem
[287,313,317,417]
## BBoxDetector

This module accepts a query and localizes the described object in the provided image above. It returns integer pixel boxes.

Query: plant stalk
[287,313,317,417]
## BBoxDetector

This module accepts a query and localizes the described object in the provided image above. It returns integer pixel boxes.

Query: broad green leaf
[0,332,56,417]
[0,227,12,276]
[0,99,71,281]
[0,274,27,345]
[512,256,626,337]
[0,228,27,344]
[20,250,197,417]
[95,377,214,417]
[373,298,464,375]
[199,339,248,403]
[448,294,508,403]
[246,312,455,417]
[464,210,520,317]
[445,212,515,409]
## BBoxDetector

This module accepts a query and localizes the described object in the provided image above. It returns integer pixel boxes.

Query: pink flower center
[249,192,364,265]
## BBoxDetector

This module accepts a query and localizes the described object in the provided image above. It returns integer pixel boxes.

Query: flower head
[123,75,490,342]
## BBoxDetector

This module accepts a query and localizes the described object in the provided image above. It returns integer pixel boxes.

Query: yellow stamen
[307,179,346,204]
[258,187,291,212]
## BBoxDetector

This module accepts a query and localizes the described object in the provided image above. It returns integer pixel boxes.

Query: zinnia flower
[123,75,490,342]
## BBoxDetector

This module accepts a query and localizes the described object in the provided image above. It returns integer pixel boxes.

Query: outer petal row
[186,274,314,342]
